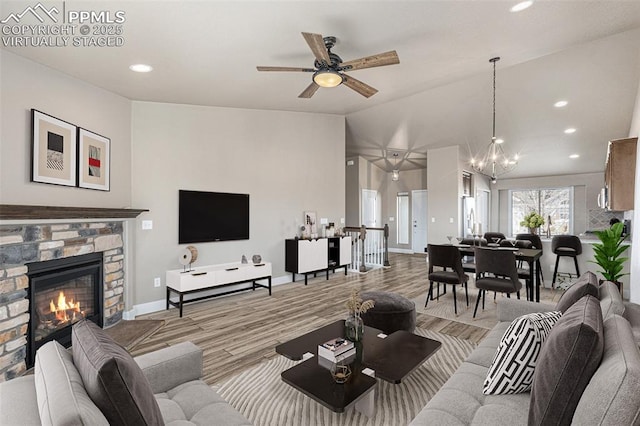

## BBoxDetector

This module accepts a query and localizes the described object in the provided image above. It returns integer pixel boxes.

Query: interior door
[412,190,428,253]
[361,189,380,227]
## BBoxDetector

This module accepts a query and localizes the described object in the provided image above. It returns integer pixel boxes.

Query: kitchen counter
[535,237,633,300]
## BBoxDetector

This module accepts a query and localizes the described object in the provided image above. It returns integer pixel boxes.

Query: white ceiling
[2,1,640,178]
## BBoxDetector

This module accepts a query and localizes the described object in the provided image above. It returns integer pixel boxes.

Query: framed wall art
[78,128,110,191]
[31,109,77,187]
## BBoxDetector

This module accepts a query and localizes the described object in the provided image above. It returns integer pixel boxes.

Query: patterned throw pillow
[483,311,562,395]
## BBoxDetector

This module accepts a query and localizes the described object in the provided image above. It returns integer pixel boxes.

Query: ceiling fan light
[392,169,400,181]
[313,70,343,88]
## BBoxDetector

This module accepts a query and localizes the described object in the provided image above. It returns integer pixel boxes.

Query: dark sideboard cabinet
[285,236,352,285]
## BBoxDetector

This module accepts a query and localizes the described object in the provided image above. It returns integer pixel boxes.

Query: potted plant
[520,211,545,234]
[590,222,630,291]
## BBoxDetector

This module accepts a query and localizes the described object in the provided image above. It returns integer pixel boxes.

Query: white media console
[166,261,272,317]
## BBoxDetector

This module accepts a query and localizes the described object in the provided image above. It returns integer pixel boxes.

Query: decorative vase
[529,227,537,235]
[345,313,364,342]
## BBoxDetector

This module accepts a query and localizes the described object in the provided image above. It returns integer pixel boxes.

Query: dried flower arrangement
[345,289,375,316]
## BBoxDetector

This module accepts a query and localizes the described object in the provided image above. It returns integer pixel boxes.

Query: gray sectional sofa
[410,272,640,425]
[0,320,250,426]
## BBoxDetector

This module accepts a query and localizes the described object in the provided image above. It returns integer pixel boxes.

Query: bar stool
[516,233,546,288]
[552,235,582,286]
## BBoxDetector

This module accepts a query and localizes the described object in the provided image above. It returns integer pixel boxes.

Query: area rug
[105,319,164,350]
[412,286,562,330]
[216,328,475,426]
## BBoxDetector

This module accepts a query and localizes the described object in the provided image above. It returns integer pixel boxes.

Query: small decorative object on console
[241,255,248,264]
[252,254,262,264]
[345,289,375,342]
[178,245,198,273]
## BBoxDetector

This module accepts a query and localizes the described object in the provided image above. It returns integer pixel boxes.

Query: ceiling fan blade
[342,75,378,98]
[256,66,315,72]
[298,82,320,98]
[340,50,400,71]
[302,32,331,65]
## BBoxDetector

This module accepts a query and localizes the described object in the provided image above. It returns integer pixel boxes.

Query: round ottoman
[360,291,416,334]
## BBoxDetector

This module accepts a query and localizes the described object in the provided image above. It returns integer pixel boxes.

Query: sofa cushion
[483,311,562,394]
[0,375,42,425]
[573,314,640,425]
[72,319,164,426]
[155,380,252,426]
[529,295,604,425]
[34,340,109,426]
[600,280,625,321]
[555,271,598,313]
[408,361,528,426]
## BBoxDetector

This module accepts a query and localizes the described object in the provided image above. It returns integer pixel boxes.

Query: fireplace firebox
[26,252,104,367]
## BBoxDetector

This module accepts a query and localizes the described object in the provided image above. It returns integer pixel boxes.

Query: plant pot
[599,278,622,293]
[529,228,537,235]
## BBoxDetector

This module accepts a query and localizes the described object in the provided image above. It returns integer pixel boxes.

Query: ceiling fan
[256,32,400,99]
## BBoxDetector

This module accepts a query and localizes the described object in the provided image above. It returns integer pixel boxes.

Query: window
[510,187,573,236]
[397,192,409,244]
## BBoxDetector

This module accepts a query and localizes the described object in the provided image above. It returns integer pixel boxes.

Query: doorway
[361,189,380,228]
[412,190,428,253]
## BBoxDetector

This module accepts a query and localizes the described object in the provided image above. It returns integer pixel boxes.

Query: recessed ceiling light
[129,64,153,73]
[564,128,577,134]
[569,154,580,159]
[510,1,533,12]
[554,100,568,108]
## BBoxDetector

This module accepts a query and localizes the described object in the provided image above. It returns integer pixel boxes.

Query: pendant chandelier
[470,57,518,184]
[392,152,400,181]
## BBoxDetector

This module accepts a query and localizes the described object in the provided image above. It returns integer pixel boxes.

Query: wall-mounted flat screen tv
[179,190,250,244]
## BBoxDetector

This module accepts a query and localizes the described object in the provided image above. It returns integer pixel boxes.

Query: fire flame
[49,291,81,322]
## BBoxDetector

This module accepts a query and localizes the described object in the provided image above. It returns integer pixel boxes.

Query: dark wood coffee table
[275,320,441,414]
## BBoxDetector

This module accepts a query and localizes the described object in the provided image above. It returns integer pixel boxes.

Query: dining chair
[552,235,583,286]
[484,232,506,245]
[426,244,470,315]
[459,237,487,273]
[516,233,546,288]
[473,247,522,318]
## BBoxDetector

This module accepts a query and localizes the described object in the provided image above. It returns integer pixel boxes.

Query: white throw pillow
[483,310,562,395]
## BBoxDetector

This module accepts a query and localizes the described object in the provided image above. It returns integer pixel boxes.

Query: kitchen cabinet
[605,137,637,211]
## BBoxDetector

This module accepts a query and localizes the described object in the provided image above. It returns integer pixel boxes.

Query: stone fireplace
[0,219,129,381]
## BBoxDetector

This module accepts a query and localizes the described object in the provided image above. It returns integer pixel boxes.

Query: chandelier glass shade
[313,69,343,88]
[470,57,518,183]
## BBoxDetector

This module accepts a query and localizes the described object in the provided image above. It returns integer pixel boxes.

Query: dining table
[455,245,543,302]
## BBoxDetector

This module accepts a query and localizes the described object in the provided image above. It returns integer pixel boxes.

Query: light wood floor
[133,253,489,385]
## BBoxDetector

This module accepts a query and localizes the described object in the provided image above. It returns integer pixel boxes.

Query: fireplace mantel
[0,204,148,220]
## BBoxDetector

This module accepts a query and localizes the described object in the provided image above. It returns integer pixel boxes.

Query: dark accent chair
[473,247,522,318]
[426,244,470,315]
[552,235,582,286]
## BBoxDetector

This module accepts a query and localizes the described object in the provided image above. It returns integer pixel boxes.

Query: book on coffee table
[318,337,354,361]
[317,350,357,371]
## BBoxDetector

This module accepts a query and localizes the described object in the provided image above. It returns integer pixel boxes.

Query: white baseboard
[128,274,293,318]
[389,248,416,254]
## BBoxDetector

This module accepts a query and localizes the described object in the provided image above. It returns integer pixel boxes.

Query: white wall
[131,101,345,305]
[427,146,461,244]
[0,51,132,207]
[384,168,427,250]
[630,72,640,303]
